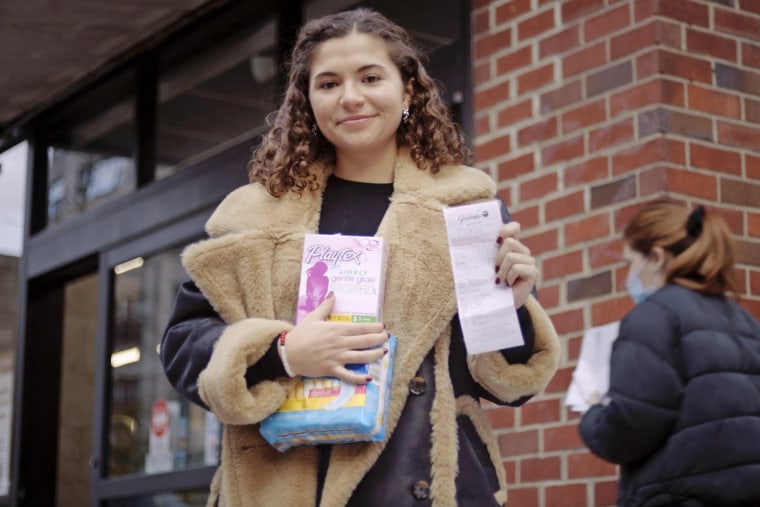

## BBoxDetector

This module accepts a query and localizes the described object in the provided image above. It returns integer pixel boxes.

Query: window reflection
[155,16,278,179]
[110,247,220,477]
[47,99,136,225]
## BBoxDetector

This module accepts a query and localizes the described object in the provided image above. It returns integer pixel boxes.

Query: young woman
[579,198,760,506]
[161,8,560,506]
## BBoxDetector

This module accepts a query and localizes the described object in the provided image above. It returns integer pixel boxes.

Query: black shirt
[318,175,394,235]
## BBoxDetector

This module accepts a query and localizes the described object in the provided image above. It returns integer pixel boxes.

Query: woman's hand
[284,293,389,384]
[495,221,538,309]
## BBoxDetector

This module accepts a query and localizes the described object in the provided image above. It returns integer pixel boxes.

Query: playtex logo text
[305,244,363,266]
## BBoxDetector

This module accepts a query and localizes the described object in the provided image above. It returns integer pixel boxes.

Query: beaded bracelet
[278,330,296,377]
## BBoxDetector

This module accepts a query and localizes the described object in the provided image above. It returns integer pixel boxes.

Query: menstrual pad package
[260,336,396,451]
[261,234,394,451]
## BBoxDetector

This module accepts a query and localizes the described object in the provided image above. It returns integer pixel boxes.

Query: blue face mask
[625,268,656,305]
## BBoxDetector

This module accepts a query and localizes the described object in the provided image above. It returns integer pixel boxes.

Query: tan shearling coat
[181,151,560,507]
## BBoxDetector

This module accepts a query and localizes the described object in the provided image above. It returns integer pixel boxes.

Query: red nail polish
[496,237,503,244]
[366,376,373,383]
[383,348,388,355]
[495,277,501,285]
[495,265,500,273]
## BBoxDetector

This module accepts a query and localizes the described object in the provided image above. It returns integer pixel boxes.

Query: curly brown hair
[248,7,471,197]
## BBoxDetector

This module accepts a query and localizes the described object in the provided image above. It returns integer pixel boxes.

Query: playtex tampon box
[259,234,394,452]
[295,234,388,324]
[259,335,397,452]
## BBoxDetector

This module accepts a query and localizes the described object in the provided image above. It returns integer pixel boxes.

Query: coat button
[409,376,426,395]
[412,480,430,500]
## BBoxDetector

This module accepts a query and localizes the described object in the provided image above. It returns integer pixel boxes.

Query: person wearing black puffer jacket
[579,197,760,507]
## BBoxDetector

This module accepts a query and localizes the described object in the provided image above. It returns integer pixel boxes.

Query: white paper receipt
[443,199,524,354]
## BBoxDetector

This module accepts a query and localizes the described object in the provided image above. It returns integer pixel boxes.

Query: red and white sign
[150,400,170,437]
[146,399,177,474]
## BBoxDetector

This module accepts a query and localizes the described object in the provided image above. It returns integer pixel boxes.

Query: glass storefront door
[108,247,220,478]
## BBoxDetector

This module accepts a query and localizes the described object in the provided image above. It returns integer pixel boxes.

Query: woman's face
[308,32,411,161]
[623,244,665,292]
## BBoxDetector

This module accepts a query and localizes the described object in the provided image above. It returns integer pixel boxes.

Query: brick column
[472,0,760,505]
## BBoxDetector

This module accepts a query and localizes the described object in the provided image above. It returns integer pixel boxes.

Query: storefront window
[0,142,27,495]
[155,15,278,179]
[109,247,220,477]
[47,98,136,225]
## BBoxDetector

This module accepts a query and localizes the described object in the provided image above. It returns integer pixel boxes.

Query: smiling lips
[337,114,375,126]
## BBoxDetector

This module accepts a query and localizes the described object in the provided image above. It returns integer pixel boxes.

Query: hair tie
[686,205,705,238]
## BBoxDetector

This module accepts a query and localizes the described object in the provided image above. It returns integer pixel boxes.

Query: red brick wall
[472,0,760,505]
